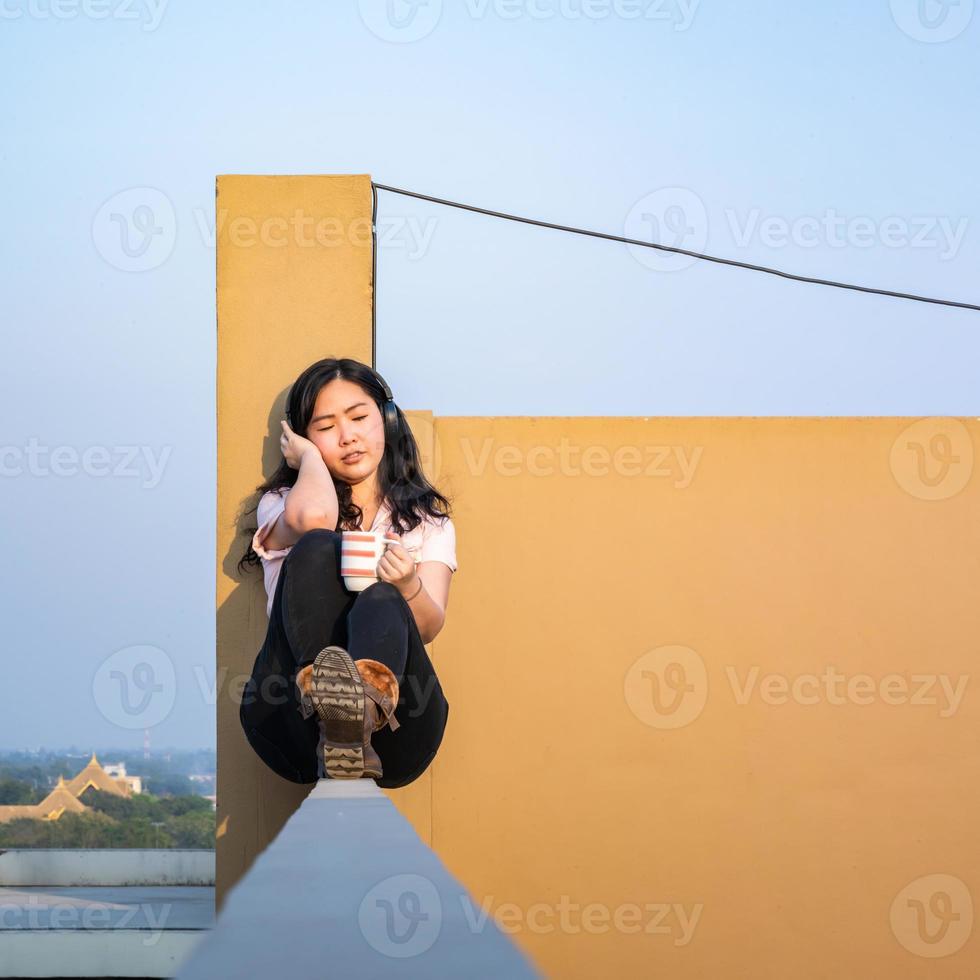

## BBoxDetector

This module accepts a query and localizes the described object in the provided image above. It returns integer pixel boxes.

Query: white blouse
[251,486,458,618]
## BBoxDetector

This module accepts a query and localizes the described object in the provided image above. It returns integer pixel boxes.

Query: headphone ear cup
[383,401,398,440]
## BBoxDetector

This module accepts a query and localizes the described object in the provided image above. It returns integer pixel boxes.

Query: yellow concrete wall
[429,415,978,977]
[216,175,438,906]
[218,174,979,976]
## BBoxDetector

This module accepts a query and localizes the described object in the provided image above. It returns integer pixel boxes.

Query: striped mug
[340,530,401,592]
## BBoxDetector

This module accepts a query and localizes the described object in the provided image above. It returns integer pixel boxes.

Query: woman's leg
[350,581,451,788]
[280,529,352,668]
[346,580,413,682]
[239,529,352,784]
[304,579,414,780]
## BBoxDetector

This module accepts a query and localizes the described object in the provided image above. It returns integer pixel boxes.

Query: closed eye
[318,415,368,432]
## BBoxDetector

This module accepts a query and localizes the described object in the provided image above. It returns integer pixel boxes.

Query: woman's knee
[351,580,412,620]
[288,527,340,554]
[358,580,404,604]
[283,528,341,569]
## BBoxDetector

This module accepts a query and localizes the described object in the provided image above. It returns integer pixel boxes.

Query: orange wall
[218,175,979,976]
[428,414,978,976]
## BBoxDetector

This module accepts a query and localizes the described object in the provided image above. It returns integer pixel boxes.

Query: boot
[296,647,400,780]
[294,663,329,779]
[353,658,401,779]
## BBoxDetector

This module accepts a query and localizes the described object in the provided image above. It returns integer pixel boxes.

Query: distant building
[103,761,143,795]
[0,752,135,824]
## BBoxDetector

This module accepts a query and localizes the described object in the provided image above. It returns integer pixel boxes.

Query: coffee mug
[340,530,401,592]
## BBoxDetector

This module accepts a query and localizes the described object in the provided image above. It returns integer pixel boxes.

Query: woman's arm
[261,448,339,552]
[400,562,452,645]
[285,447,339,531]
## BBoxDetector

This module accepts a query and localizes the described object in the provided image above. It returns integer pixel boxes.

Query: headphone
[286,365,399,443]
[373,368,400,444]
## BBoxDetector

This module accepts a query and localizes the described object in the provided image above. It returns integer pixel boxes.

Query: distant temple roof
[0,804,41,823]
[0,753,133,824]
[34,778,89,821]
[65,752,132,799]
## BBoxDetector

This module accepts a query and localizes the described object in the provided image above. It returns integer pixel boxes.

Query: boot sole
[310,646,369,779]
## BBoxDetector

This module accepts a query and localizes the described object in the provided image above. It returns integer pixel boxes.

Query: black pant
[239,529,450,788]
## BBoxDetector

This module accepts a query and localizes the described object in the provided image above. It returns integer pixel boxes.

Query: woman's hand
[280,419,320,470]
[377,534,419,596]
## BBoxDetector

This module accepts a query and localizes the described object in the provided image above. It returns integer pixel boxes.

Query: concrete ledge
[0,929,207,978]
[0,885,214,931]
[177,780,541,978]
[0,850,215,887]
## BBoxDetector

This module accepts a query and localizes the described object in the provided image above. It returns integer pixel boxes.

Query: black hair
[237,356,452,575]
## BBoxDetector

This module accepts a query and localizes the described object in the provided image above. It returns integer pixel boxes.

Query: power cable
[372,182,979,314]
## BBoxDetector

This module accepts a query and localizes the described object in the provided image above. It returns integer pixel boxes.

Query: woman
[237,357,456,788]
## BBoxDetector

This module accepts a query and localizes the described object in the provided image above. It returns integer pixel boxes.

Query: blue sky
[0,0,977,750]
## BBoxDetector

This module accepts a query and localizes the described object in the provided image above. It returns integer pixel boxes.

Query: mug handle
[383,536,420,563]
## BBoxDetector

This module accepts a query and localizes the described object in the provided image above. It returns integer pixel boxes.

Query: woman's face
[304,378,386,485]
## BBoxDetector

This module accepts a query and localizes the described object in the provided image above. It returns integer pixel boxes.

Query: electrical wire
[372,182,979,314]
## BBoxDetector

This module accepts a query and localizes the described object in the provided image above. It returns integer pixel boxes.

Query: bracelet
[404,577,424,601]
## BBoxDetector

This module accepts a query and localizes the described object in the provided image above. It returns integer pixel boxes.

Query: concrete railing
[0,848,215,886]
[177,780,541,979]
